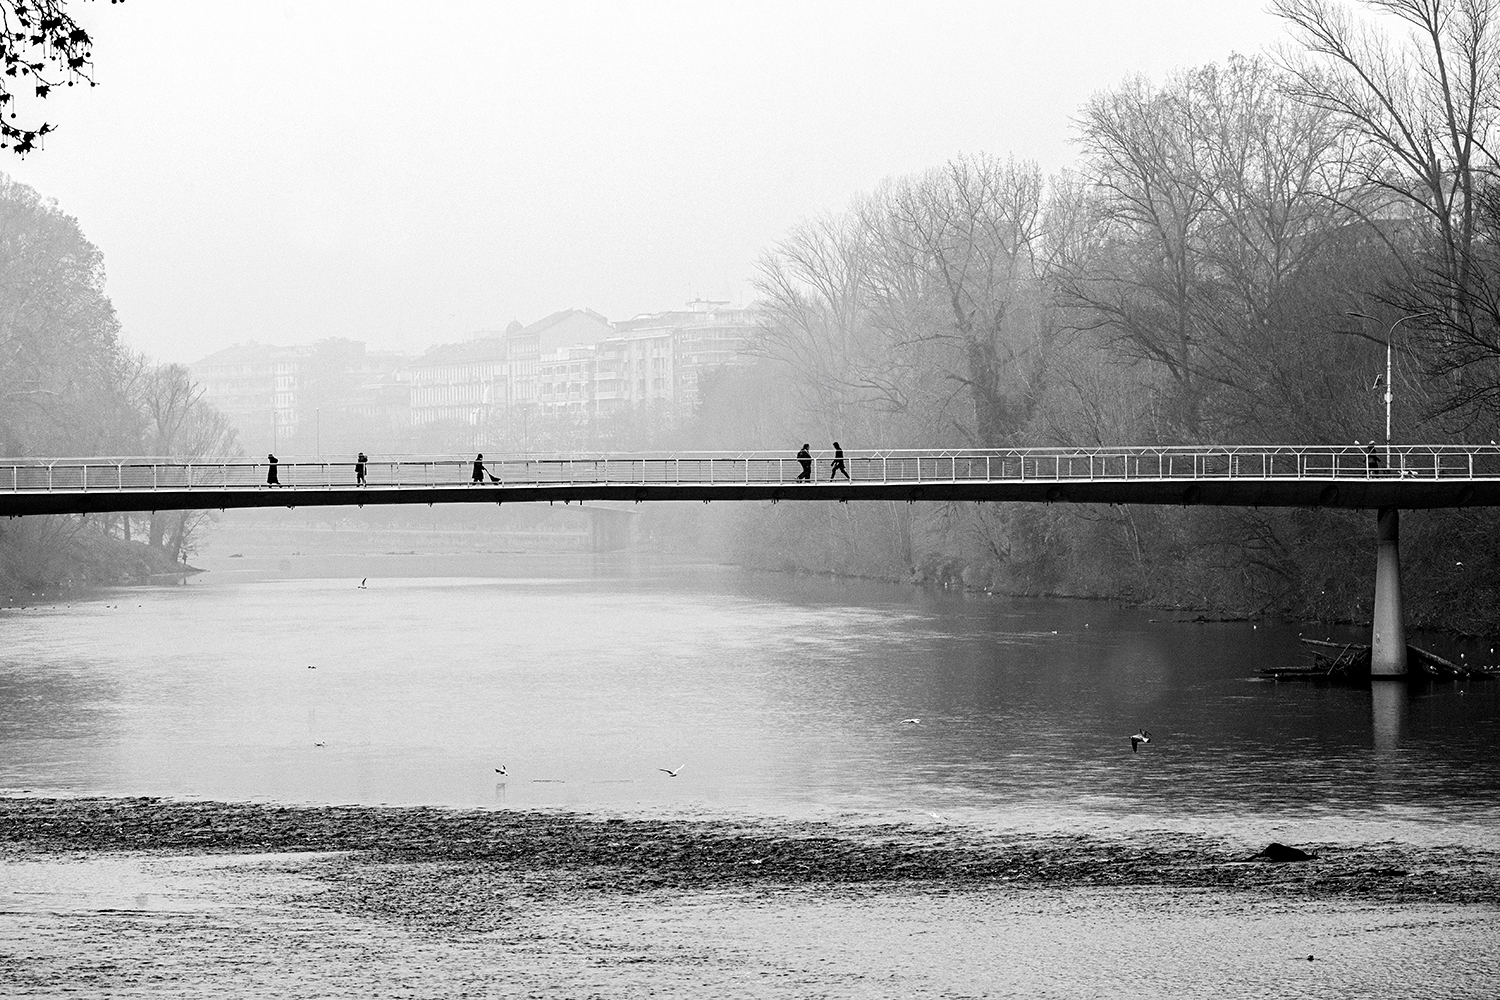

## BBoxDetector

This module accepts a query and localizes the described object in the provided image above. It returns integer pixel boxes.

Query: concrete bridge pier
[586,507,634,553]
[1371,507,1408,679]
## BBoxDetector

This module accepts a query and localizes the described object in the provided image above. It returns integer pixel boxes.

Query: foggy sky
[6,1,1285,364]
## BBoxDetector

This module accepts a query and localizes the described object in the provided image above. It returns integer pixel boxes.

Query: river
[2,548,1498,996]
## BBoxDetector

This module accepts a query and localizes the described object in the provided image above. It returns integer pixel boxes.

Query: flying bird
[658,766,684,777]
[495,765,507,776]
[900,718,921,725]
[314,742,326,747]
[1130,730,1152,753]
[357,578,367,589]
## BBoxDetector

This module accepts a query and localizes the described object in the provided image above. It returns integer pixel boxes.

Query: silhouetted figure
[1365,440,1381,472]
[266,454,280,487]
[795,444,812,482]
[355,452,368,486]
[472,453,486,484]
[830,441,850,481]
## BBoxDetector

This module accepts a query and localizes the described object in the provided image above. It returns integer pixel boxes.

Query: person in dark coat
[829,441,850,481]
[266,454,280,487]
[471,453,486,484]
[795,444,812,482]
[355,452,368,486]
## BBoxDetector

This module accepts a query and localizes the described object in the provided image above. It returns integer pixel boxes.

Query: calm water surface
[3,554,1497,851]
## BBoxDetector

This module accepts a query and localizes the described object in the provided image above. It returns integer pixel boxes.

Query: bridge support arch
[1371,507,1407,679]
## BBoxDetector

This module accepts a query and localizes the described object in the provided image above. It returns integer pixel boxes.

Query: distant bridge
[2,444,1499,517]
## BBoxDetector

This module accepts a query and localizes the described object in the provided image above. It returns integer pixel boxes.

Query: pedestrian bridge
[3,443,1499,517]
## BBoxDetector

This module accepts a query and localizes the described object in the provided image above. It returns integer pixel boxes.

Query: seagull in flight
[1130,730,1152,753]
[900,718,921,725]
[658,766,684,777]
[314,742,326,747]
[357,578,368,589]
[494,765,507,776]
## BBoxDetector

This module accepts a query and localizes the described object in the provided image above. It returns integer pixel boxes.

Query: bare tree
[1273,0,1500,297]
[130,362,238,559]
[861,154,1049,445]
[1064,56,1367,437]
[755,154,1050,447]
[1273,1,1500,430]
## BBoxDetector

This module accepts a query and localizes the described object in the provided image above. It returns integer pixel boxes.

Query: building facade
[191,302,756,456]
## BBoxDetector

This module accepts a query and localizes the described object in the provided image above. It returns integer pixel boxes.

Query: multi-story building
[593,330,675,414]
[191,339,410,456]
[536,345,597,416]
[406,335,509,432]
[500,308,613,410]
[190,303,753,456]
[612,299,757,410]
[190,341,310,455]
[406,309,615,449]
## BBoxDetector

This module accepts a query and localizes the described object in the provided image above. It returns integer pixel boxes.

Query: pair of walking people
[267,452,370,487]
[795,441,850,482]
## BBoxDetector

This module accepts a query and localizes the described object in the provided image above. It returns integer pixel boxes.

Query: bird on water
[1130,730,1152,752]
[658,766,684,777]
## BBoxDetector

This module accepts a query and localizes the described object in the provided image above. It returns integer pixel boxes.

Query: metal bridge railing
[4,444,1499,493]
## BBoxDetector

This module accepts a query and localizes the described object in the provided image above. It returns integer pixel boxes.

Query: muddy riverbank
[4,797,1498,912]
[5,797,1500,998]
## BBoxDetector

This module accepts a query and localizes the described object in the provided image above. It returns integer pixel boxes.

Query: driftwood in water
[1259,638,1498,681]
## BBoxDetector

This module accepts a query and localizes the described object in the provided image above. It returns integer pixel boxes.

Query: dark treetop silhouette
[0,0,115,155]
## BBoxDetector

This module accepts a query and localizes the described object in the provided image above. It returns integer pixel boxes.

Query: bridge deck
[4,446,1499,516]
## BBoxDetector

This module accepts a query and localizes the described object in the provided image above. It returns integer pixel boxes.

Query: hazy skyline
[7,1,1286,363]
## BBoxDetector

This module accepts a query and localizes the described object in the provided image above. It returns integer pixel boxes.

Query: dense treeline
[0,174,237,589]
[696,2,1500,634]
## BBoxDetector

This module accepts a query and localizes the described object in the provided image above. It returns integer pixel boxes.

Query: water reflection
[1,559,1496,845]
[1371,680,1407,751]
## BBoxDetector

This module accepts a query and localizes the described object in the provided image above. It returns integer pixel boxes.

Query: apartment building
[191,339,410,456]
[190,303,754,455]
[613,299,757,409]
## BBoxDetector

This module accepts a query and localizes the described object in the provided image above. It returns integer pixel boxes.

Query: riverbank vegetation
[692,4,1500,634]
[0,174,237,589]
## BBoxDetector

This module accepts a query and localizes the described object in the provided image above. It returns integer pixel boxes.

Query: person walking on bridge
[829,441,850,481]
[471,453,487,485]
[795,444,812,482]
[266,454,280,487]
[355,452,368,487]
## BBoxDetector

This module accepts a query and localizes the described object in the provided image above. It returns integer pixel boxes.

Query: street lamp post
[1347,310,1438,469]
